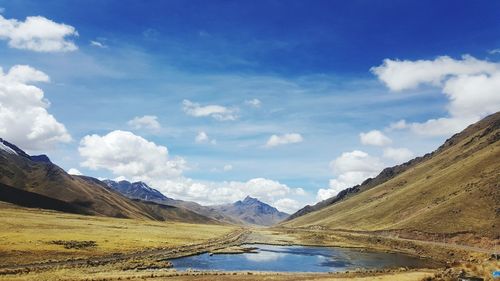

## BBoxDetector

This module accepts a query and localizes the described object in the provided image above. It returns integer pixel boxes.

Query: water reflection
[169,244,437,272]
[245,250,285,262]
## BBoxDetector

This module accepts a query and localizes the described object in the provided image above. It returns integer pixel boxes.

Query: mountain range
[0,138,290,226]
[103,179,289,225]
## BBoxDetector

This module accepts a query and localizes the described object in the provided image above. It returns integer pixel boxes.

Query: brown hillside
[283,112,500,243]
[0,143,217,224]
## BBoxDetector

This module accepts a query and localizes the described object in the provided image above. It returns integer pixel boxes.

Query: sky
[0,0,499,213]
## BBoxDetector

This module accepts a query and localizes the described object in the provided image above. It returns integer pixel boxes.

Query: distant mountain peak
[213,196,289,226]
[104,179,168,202]
[243,195,257,201]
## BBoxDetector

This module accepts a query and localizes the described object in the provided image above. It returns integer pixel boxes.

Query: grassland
[1,204,497,280]
[0,202,237,267]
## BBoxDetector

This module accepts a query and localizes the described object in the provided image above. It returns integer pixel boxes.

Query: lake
[170,244,438,272]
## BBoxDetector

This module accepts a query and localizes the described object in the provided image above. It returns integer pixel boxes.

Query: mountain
[212,196,289,226]
[283,112,500,243]
[0,139,217,224]
[103,180,169,202]
[103,179,245,225]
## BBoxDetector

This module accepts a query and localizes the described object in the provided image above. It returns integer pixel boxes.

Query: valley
[0,203,495,280]
[0,113,498,281]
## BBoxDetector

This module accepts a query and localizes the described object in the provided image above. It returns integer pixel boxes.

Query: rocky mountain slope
[212,196,289,226]
[0,139,217,224]
[283,112,500,244]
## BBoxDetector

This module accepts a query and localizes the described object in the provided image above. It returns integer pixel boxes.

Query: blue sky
[1,0,499,212]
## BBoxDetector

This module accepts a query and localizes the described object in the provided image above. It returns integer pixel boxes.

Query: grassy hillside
[0,202,236,266]
[283,112,500,242]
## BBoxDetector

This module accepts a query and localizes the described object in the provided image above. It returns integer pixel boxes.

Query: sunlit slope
[284,112,499,238]
[0,202,236,266]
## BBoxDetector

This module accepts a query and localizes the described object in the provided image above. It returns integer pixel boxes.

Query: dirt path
[0,228,250,272]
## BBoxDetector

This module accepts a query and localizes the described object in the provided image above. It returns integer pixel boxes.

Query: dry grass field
[0,202,237,266]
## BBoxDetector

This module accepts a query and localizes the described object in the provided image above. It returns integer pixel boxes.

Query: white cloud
[0,65,71,150]
[371,55,497,91]
[273,198,301,214]
[195,131,208,143]
[245,98,261,108]
[90,40,106,48]
[0,15,78,52]
[154,177,301,206]
[127,115,161,131]
[317,150,384,201]
[182,99,238,121]
[359,130,392,146]
[489,49,500,55]
[223,164,233,171]
[195,131,216,144]
[265,133,303,148]
[383,147,414,163]
[79,130,186,181]
[294,187,306,196]
[67,168,82,176]
[372,55,500,136]
[78,131,304,208]
[386,119,408,131]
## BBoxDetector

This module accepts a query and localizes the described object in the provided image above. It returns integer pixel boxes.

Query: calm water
[170,244,437,272]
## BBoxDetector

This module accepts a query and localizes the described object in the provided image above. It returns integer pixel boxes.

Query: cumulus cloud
[0,15,78,52]
[359,130,392,146]
[245,98,261,108]
[317,150,384,201]
[265,133,303,148]
[273,198,301,214]
[182,99,238,121]
[223,164,233,171]
[372,55,500,136]
[371,55,497,91]
[383,147,414,163]
[78,131,302,207]
[67,168,82,175]
[79,130,186,181]
[127,115,161,131]
[0,65,71,150]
